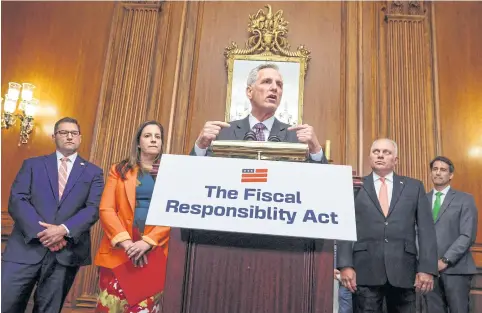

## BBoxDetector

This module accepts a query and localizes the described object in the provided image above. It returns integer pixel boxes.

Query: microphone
[243,131,257,141]
[267,135,281,142]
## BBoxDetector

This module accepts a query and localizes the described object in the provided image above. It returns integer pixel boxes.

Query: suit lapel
[234,116,251,140]
[387,174,405,217]
[269,118,287,141]
[435,189,456,223]
[363,174,384,216]
[44,153,60,203]
[426,190,434,205]
[125,167,138,211]
[59,156,87,204]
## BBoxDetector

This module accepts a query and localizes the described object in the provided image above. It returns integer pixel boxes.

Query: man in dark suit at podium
[337,138,438,313]
[190,63,328,164]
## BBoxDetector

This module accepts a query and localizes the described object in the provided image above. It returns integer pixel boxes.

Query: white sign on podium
[146,154,357,241]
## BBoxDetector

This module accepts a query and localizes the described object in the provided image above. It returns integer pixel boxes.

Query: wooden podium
[159,142,362,313]
[161,229,334,313]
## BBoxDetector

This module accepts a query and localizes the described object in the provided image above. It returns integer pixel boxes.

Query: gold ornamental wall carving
[224,4,311,71]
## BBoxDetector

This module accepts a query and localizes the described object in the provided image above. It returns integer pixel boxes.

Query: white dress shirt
[431,185,450,210]
[56,151,78,236]
[56,151,77,176]
[373,171,394,205]
[194,114,324,161]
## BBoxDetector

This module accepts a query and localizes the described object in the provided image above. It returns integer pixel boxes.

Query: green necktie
[433,191,443,221]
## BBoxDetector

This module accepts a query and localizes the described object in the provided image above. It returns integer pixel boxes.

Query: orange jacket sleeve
[142,225,170,248]
[99,165,131,247]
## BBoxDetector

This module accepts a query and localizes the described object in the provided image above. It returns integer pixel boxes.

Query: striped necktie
[58,157,69,199]
[253,123,266,141]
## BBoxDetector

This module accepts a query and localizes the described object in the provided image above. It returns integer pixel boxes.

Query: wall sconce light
[1,82,38,145]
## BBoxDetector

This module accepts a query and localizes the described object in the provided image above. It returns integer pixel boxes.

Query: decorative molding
[340,1,362,173]
[167,1,204,155]
[165,0,190,154]
[122,1,163,10]
[429,1,442,155]
[76,1,164,307]
[380,2,436,187]
[224,4,311,71]
[384,1,426,18]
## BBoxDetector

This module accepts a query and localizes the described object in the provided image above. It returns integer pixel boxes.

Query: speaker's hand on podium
[287,124,322,154]
[340,267,357,293]
[196,121,230,149]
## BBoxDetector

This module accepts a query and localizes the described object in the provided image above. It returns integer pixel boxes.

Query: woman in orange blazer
[94,120,169,313]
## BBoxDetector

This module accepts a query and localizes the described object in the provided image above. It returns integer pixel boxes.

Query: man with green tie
[425,156,478,313]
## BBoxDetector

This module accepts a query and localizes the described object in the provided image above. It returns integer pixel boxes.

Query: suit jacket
[337,173,438,289]
[427,188,478,275]
[3,153,104,267]
[94,165,170,269]
[190,116,328,164]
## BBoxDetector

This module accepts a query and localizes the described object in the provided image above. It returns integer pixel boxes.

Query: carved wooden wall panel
[75,1,165,307]
[381,1,437,187]
[433,2,482,310]
[0,1,115,309]
[340,1,362,173]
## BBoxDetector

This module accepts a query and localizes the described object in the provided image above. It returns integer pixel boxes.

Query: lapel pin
[80,162,85,166]
[400,181,404,184]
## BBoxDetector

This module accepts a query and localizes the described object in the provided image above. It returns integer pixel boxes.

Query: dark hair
[116,120,164,180]
[54,117,81,134]
[430,156,455,173]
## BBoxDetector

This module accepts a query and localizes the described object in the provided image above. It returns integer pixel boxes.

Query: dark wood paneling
[435,1,482,262]
[434,2,482,312]
[1,0,115,309]
[1,1,115,211]
[77,1,169,307]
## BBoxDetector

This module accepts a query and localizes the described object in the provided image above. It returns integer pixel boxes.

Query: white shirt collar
[433,185,450,195]
[249,114,275,132]
[56,151,78,163]
[373,171,394,182]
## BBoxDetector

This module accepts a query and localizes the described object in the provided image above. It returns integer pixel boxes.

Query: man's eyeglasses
[55,130,81,137]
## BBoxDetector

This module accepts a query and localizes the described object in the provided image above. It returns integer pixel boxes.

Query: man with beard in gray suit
[425,156,478,313]
[191,63,328,164]
[337,138,438,313]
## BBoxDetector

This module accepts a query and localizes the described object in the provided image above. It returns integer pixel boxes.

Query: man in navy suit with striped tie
[1,117,104,313]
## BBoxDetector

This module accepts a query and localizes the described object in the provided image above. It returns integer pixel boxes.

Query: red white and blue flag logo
[241,168,268,183]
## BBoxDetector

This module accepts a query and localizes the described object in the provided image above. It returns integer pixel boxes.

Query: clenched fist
[196,121,231,149]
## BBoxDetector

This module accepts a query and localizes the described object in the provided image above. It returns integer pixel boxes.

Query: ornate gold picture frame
[224,5,311,125]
